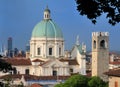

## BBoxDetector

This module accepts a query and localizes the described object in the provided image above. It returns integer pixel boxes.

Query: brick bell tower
[92,32,109,81]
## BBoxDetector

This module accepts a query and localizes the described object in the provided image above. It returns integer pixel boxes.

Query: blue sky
[0,0,120,51]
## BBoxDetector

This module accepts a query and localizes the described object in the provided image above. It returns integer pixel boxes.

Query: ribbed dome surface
[32,19,63,38]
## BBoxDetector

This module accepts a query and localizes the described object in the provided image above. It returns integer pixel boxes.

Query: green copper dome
[32,19,63,38]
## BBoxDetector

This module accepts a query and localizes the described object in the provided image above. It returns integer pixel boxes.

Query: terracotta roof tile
[86,72,92,77]
[59,58,79,65]
[37,76,70,80]
[69,59,79,65]
[3,58,32,66]
[0,74,40,81]
[39,59,52,66]
[32,59,44,62]
[105,69,120,77]
[30,83,43,87]
[109,61,120,65]
[0,74,70,81]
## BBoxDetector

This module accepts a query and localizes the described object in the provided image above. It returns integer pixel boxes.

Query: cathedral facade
[28,6,86,76]
[0,7,87,78]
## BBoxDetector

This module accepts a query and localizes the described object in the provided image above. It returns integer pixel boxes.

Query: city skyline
[0,0,120,51]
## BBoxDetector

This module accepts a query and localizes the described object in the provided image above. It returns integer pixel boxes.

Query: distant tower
[26,44,30,58]
[14,48,18,57]
[0,44,4,56]
[8,37,13,57]
[26,44,30,52]
[92,32,109,81]
[76,35,80,45]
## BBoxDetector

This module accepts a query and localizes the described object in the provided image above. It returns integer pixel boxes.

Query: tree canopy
[88,76,108,87]
[0,57,13,73]
[75,0,120,25]
[55,75,108,87]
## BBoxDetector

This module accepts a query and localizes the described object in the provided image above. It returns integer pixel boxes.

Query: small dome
[44,5,50,13]
[44,8,50,13]
[32,19,63,38]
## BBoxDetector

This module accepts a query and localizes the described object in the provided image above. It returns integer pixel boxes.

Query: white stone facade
[30,37,64,59]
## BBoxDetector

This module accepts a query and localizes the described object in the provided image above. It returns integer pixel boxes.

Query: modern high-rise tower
[92,32,109,81]
[8,37,13,57]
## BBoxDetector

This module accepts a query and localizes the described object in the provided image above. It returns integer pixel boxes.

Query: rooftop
[105,68,120,77]
[0,74,70,81]
[3,58,32,66]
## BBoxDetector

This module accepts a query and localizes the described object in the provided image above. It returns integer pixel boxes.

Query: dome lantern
[44,6,51,20]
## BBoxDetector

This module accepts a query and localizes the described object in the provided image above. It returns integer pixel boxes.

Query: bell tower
[92,32,109,81]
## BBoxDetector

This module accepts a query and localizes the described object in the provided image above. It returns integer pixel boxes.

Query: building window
[53,70,57,76]
[49,48,52,55]
[115,81,118,87]
[59,47,61,55]
[13,67,17,74]
[70,69,73,73]
[37,48,41,55]
[100,40,105,48]
[25,69,29,75]
[93,40,96,49]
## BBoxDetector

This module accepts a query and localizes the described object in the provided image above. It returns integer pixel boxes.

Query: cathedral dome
[32,7,63,38]
[32,20,63,38]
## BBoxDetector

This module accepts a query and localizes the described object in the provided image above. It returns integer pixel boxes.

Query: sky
[0,0,120,51]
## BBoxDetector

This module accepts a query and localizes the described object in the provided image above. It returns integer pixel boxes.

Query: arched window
[49,48,52,55]
[59,47,61,55]
[37,47,41,55]
[93,40,96,49]
[100,40,105,48]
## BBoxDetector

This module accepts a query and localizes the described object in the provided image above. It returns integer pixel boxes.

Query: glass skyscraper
[8,37,13,57]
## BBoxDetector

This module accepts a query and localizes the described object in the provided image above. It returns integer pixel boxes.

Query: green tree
[0,58,13,73]
[88,76,108,87]
[18,82,24,87]
[55,75,108,87]
[54,83,64,87]
[4,76,12,87]
[75,0,120,25]
[55,74,89,87]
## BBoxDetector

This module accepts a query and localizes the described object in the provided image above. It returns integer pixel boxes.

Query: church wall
[70,45,86,75]
[30,37,64,58]
[109,64,120,69]
[109,76,120,87]
[69,65,79,74]
[13,65,42,76]
[32,66,42,76]
[13,65,32,74]
[71,46,77,59]
[41,66,69,76]
[77,52,86,75]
